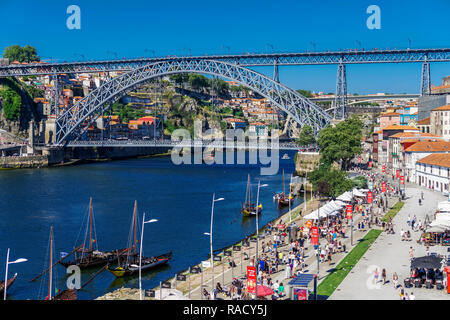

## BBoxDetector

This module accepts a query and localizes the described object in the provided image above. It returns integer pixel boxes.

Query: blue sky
[0,0,449,94]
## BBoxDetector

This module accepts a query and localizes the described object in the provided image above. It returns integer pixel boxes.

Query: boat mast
[133,200,137,254]
[89,197,93,251]
[49,226,53,300]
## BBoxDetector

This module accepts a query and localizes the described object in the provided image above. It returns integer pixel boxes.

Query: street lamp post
[139,213,158,300]
[4,248,27,300]
[255,181,268,299]
[205,193,224,295]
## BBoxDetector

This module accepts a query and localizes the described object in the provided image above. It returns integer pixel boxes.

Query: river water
[0,150,302,300]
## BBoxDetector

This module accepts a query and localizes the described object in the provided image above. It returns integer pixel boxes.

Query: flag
[60,252,69,259]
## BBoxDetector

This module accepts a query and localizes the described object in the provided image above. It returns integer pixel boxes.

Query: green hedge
[381,201,404,222]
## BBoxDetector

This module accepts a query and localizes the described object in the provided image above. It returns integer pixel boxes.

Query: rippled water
[0,150,302,299]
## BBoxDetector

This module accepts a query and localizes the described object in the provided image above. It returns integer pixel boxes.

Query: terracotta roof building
[415,153,450,194]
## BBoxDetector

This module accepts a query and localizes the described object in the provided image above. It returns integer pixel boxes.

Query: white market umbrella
[154,288,185,300]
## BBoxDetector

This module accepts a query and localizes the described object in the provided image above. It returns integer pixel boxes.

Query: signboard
[382,165,386,173]
[176,274,186,281]
[293,288,308,300]
[310,226,319,246]
[246,266,257,294]
[250,237,257,243]
[213,255,222,262]
[382,182,387,193]
[161,281,171,289]
[233,245,241,251]
[224,251,232,257]
[400,176,404,184]
[367,191,373,204]
[346,205,353,219]
[191,267,201,274]
[145,290,155,297]
[396,170,400,179]
[201,260,211,268]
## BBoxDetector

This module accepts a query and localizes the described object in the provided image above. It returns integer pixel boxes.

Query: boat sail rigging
[274,169,293,208]
[59,197,130,269]
[106,201,172,278]
[241,174,262,217]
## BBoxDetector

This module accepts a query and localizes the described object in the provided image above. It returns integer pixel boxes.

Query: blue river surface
[0,150,303,300]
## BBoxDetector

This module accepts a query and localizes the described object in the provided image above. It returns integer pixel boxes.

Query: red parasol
[257,285,274,297]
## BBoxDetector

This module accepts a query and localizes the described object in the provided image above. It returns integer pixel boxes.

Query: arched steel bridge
[0,48,449,77]
[54,59,331,145]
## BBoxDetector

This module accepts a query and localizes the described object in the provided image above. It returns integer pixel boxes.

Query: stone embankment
[0,155,48,169]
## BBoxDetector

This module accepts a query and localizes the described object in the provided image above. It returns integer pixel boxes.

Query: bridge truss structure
[0,48,449,146]
[54,60,331,145]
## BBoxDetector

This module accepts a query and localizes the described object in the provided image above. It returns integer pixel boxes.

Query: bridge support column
[334,59,347,119]
[52,74,60,116]
[421,56,431,96]
[273,59,279,83]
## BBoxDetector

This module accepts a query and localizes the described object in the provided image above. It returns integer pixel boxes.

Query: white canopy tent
[429,219,450,229]
[336,191,353,202]
[436,212,450,221]
[322,200,345,212]
[426,225,448,233]
[304,200,344,220]
[352,189,366,197]
[437,201,450,213]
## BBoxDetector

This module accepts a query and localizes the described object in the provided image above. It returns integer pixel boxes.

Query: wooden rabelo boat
[43,227,78,300]
[106,201,172,278]
[0,273,17,297]
[59,197,133,269]
[241,174,262,217]
[274,169,293,208]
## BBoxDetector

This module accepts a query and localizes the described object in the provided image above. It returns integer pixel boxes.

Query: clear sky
[0,0,449,94]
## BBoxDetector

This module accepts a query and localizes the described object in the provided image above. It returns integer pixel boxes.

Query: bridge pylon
[273,58,279,83]
[334,58,347,119]
[421,56,431,96]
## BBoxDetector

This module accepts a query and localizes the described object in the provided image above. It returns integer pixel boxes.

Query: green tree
[317,115,363,170]
[308,164,353,198]
[296,124,316,146]
[1,88,22,121]
[188,74,209,91]
[3,45,40,63]
[296,89,313,98]
[209,78,229,95]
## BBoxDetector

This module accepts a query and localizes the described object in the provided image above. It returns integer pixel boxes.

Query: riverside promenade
[330,183,449,300]
[98,194,375,300]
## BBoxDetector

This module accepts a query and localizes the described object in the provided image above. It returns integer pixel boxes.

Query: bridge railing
[64,139,306,150]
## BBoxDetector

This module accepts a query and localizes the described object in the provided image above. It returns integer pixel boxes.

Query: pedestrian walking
[393,272,398,289]
[409,247,414,261]
[382,268,387,285]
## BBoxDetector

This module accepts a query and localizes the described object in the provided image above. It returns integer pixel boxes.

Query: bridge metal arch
[55,59,331,144]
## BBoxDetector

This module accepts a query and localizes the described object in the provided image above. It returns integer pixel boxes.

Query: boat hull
[241,204,262,217]
[106,252,172,278]
[0,273,17,296]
